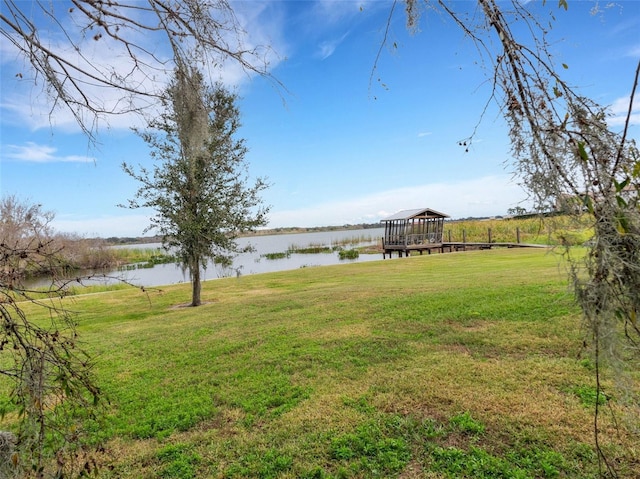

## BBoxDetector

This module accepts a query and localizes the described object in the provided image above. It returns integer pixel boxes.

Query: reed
[443,215,593,245]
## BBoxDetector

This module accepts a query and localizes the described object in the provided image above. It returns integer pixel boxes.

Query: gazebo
[381,207,449,258]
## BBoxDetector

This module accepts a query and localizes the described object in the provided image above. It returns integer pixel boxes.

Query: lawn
[6,248,639,478]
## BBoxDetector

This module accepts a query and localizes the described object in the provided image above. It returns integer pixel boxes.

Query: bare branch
[0,0,278,138]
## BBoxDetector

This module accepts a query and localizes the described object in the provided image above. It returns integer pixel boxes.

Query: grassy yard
[6,248,640,478]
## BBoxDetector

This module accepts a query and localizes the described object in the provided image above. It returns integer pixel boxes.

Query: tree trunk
[191,263,202,307]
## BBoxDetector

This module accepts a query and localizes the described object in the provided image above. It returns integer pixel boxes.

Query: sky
[1,0,639,238]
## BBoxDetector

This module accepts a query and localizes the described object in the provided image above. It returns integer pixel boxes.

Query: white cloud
[3,142,95,163]
[628,44,640,59]
[267,175,531,228]
[48,175,531,237]
[607,95,640,128]
[52,213,154,238]
[312,0,366,24]
[0,1,288,134]
[317,32,350,60]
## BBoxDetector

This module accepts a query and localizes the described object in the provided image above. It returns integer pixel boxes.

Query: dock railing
[384,233,440,246]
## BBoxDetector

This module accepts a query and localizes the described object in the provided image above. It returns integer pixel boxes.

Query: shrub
[338,249,359,260]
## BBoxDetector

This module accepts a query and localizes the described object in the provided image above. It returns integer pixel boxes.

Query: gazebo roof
[381,208,449,222]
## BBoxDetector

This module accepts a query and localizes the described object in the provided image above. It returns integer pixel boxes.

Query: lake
[58,227,387,288]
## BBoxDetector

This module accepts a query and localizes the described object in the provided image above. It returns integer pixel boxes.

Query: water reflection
[32,228,386,288]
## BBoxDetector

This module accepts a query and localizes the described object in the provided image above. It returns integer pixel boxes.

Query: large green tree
[122,63,269,307]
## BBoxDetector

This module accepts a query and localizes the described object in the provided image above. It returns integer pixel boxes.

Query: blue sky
[1,1,639,238]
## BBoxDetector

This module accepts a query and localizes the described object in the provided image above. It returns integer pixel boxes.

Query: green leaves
[614,177,630,193]
[576,141,589,162]
[124,67,269,306]
[582,194,594,215]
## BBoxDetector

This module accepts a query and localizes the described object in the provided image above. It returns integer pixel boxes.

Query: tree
[397,1,639,475]
[0,195,102,478]
[0,0,275,139]
[1,2,273,472]
[506,206,527,217]
[122,63,269,307]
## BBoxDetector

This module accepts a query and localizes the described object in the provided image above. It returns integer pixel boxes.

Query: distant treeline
[98,214,560,246]
[102,235,165,245]
[99,223,384,245]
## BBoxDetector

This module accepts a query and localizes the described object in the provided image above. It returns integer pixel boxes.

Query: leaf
[613,177,629,193]
[558,0,568,10]
[577,142,589,162]
[616,195,628,208]
[562,63,569,69]
[616,214,629,234]
[583,195,594,215]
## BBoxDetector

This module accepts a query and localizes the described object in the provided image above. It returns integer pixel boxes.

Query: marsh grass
[113,247,177,270]
[282,235,378,257]
[4,249,638,478]
[338,249,359,260]
[262,252,290,260]
[444,215,593,245]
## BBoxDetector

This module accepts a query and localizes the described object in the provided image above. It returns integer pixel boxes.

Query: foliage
[0,195,124,281]
[122,63,269,306]
[288,245,334,254]
[261,251,290,260]
[338,249,360,260]
[0,196,103,478]
[116,249,177,271]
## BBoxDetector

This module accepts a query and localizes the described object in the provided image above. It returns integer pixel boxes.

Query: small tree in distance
[122,62,269,307]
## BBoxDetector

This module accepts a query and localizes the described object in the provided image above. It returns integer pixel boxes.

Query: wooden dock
[382,241,548,258]
[380,208,549,259]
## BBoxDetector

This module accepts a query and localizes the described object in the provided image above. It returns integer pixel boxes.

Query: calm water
[35,228,387,288]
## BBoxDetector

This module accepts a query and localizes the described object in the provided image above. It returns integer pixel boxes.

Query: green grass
[443,215,594,245]
[338,249,359,260]
[4,248,639,478]
[114,247,177,269]
[262,252,291,260]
